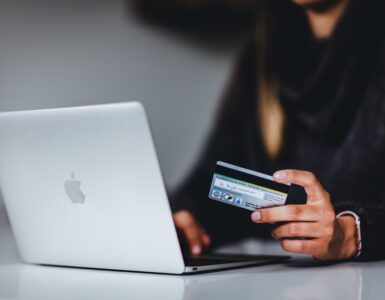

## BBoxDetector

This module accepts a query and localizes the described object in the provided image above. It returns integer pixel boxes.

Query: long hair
[256,2,285,160]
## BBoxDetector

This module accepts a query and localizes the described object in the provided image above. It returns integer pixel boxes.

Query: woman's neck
[305,0,350,39]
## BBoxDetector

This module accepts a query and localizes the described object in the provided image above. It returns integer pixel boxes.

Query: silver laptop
[0,102,288,274]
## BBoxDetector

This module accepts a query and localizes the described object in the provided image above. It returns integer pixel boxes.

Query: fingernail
[251,211,261,222]
[192,245,201,255]
[273,171,285,180]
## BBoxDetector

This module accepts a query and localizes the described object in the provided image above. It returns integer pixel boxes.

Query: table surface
[0,212,384,300]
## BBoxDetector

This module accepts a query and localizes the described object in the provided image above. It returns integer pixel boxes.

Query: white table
[1,208,384,300]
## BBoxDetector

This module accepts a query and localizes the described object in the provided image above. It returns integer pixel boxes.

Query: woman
[171,0,385,261]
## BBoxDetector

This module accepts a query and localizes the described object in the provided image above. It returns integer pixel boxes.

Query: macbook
[0,102,288,274]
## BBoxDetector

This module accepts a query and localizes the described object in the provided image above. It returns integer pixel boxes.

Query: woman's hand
[251,170,358,261]
[173,210,211,256]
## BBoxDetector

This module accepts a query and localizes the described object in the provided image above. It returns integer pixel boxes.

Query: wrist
[337,215,358,259]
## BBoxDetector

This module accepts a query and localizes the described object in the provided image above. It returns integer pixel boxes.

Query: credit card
[208,161,306,211]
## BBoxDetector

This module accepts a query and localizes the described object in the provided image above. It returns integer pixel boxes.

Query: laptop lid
[0,102,186,274]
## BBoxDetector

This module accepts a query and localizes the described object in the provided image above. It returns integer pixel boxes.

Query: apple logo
[64,172,86,204]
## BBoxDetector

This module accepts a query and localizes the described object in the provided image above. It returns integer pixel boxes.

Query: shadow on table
[0,193,21,266]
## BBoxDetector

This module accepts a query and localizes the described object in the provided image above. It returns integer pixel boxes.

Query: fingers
[273,169,328,202]
[279,239,320,255]
[272,222,323,239]
[249,169,342,260]
[173,210,211,256]
[201,233,211,246]
[183,225,209,255]
[251,205,320,223]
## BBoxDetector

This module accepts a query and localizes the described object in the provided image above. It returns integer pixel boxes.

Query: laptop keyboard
[185,254,266,267]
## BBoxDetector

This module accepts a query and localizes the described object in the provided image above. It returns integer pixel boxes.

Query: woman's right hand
[173,210,211,256]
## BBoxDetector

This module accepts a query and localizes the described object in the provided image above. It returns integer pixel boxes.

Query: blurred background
[0,0,256,223]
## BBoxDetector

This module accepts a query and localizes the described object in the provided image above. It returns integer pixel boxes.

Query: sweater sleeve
[334,201,385,261]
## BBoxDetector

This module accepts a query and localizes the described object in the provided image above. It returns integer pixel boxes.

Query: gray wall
[0,0,244,220]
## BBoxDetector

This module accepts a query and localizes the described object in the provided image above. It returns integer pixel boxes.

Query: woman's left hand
[251,170,358,261]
